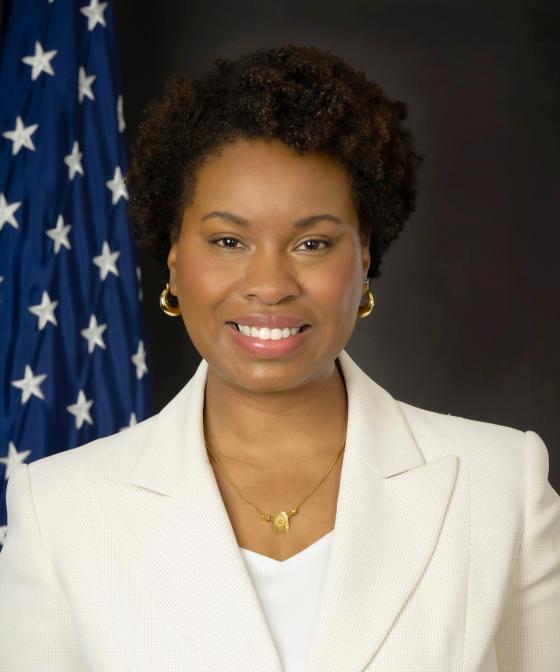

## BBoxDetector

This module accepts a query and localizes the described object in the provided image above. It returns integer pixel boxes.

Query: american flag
[0,0,152,545]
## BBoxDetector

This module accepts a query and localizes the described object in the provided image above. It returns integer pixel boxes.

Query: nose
[241,247,301,304]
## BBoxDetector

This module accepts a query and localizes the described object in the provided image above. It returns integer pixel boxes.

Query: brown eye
[211,237,242,248]
[297,239,331,251]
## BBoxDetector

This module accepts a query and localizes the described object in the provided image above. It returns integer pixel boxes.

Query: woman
[0,45,559,672]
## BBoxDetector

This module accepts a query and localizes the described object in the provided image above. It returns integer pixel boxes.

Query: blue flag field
[0,0,152,544]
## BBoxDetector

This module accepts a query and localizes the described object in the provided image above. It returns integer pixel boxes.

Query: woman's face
[168,137,370,394]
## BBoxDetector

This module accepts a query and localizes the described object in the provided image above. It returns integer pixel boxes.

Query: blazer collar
[127,348,427,494]
[95,349,458,672]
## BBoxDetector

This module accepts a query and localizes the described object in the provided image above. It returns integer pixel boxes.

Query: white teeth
[236,324,302,340]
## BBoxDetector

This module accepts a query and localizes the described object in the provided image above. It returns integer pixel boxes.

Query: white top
[239,530,334,672]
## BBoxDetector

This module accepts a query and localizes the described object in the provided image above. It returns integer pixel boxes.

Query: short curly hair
[127,44,423,280]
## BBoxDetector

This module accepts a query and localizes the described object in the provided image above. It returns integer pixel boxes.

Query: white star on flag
[2,116,39,155]
[93,240,120,280]
[119,412,138,432]
[81,314,107,353]
[0,526,7,547]
[21,41,58,81]
[80,0,108,31]
[0,442,32,481]
[64,141,84,179]
[78,66,96,103]
[11,365,47,404]
[106,166,129,204]
[67,389,94,429]
[0,193,21,231]
[46,214,72,253]
[117,94,126,132]
[29,291,58,330]
[131,340,148,380]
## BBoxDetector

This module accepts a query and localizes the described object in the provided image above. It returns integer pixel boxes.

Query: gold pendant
[272,511,290,533]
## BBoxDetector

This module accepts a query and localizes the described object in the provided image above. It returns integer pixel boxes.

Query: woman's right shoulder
[13,414,159,497]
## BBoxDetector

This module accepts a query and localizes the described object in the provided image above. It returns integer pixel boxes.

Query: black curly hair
[127,44,423,280]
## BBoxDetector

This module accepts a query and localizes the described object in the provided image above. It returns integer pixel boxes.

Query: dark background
[112,0,560,488]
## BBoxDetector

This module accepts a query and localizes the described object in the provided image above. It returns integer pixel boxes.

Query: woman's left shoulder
[396,399,548,489]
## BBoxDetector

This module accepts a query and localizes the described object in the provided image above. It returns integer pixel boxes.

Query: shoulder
[396,399,531,494]
[21,414,158,499]
[13,363,204,504]
[398,398,526,450]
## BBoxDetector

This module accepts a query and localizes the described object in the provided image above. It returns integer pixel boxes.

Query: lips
[226,318,312,357]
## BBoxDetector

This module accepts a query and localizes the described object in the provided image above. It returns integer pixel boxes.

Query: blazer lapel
[308,350,459,671]
[94,349,458,672]
[94,359,283,672]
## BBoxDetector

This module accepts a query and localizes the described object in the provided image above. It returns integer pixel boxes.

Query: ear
[167,241,178,295]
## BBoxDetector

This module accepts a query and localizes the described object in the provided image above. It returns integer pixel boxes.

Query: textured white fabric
[0,348,559,671]
[240,530,334,672]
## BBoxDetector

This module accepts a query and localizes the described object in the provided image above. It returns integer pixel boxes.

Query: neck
[203,358,348,469]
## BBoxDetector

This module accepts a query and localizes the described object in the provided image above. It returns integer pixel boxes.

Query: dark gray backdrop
[112,0,560,489]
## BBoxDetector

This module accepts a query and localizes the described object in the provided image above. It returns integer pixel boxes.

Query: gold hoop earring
[357,281,374,318]
[159,282,182,317]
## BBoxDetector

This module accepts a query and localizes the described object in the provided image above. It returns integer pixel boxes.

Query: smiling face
[167,137,370,394]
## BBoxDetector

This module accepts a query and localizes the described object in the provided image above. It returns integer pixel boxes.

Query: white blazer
[1,349,559,672]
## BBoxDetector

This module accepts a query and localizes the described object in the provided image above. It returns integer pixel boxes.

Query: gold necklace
[206,442,346,534]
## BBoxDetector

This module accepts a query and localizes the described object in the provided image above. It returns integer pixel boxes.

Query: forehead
[189,138,357,218]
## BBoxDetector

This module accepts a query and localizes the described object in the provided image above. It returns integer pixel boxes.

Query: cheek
[176,247,238,311]
[307,255,360,310]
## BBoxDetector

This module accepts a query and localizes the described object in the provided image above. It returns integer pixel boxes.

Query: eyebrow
[201,211,343,229]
